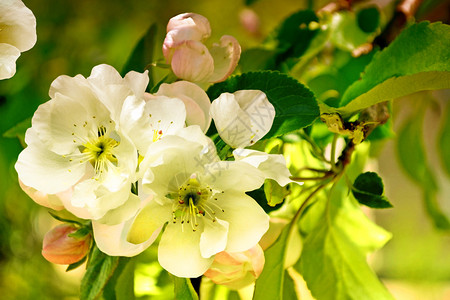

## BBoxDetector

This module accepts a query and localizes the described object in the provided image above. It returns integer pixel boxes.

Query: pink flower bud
[42,224,91,265]
[170,40,214,82]
[203,244,265,290]
[163,13,241,83]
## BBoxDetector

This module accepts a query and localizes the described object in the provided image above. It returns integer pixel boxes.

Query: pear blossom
[210,90,275,148]
[97,127,269,277]
[15,64,186,224]
[0,0,37,79]
[203,244,265,290]
[155,81,211,132]
[163,13,241,83]
[42,224,91,265]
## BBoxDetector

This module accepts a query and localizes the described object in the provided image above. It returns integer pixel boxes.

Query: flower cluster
[15,13,294,284]
[0,0,36,80]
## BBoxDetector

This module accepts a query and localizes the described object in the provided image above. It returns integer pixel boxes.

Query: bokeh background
[0,0,449,299]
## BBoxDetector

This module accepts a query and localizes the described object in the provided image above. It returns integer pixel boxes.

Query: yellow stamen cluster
[170,177,225,232]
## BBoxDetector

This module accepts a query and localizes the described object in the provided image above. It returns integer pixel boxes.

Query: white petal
[171,40,214,82]
[127,199,171,244]
[217,192,269,253]
[233,148,293,186]
[158,222,214,277]
[202,161,265,193]
[142,138,205,196]
[93,197,160,257]
[173,126,218,161]
[31,93,92,155]
[0,43,20,79]
[71,179,132,221]
[156,81,212,132]
[97,192,141,225]
[15,133,85,195]
[0,0,36,52]
[210,92,252,148]
[124,70,149,98]
[209,35,241,83]
[200,218,229,258]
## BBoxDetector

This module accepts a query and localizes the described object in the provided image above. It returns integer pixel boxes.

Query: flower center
[81,126,119,180]
[169,176,224,232]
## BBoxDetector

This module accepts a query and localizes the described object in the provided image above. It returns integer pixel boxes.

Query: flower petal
[158,222,214,277]
[126,199,171,244]
[233,148,293,186]
[210,90,274,148]
[0,43,20,79]
[163,13,211,61]
[15,130,85,194]
[0,0,36,52]
[171,40,214,82]
[216,191,269,253]
[209,35,241,83]
[200,218,229,258]
[203,161,265,193]
[156,81,212,132]
[93,197,162,257]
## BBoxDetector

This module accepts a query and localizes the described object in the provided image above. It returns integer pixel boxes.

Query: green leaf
[80,246,120,300]
[2,117,31,147]
[438,102,450,176]
[121,23,157,88]
[357,7,380,33]
[66,255,87,272]
[172,276,198,300]
[103,258,134,300]
[275,10,319,59]
[283,270,298,300]
[338,22,450,116]
[68,227,91,239]
[239,48,276,72]
[207,71,319,139]
[264,179,290,207]
[329,10,379,52]
[253,222,290,300]
[297,177,393,300]
[397,110,450,230]
[352,172,392,208]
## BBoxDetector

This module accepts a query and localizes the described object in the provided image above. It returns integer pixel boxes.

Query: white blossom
[0,0,36,79]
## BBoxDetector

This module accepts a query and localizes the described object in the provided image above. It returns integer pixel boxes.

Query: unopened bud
[42,224,91,265]
[203,244,265,290]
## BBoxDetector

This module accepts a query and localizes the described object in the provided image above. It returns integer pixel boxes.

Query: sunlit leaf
[253,223,290,300]
[297,177,393,300]
[337,22,450,116]
[207,71,319,139]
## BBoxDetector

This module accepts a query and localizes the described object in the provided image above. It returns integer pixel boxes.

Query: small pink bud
[163,12,241,83]
[42,224,91,265]
[170,40,214,82]
[204,244,265,290]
